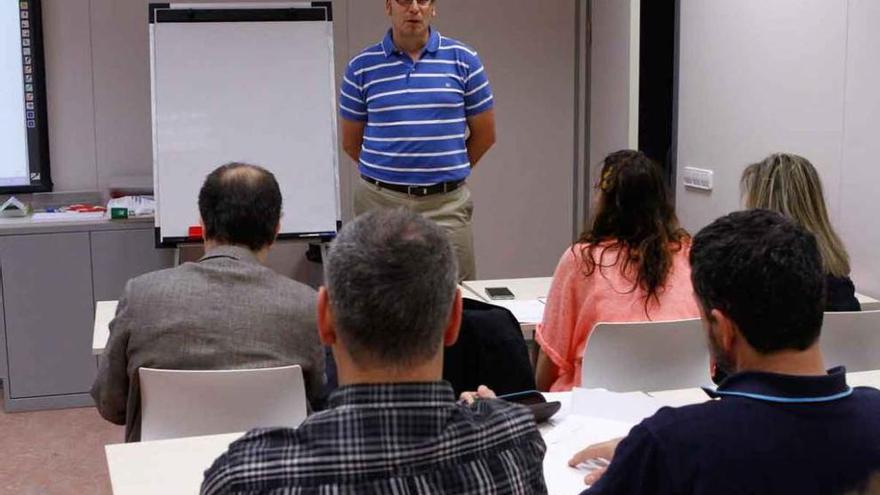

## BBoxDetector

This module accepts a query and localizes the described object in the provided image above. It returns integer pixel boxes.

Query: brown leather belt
[361,175,464,197]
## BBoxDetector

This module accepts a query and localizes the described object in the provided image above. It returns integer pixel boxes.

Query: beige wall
[42,0,97,191]
[676,0,880,297]
[589,0,639,184]
[838,0,880,298]
[39,0,586,280]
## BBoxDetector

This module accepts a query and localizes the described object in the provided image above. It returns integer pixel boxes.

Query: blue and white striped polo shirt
[339,28,494,186]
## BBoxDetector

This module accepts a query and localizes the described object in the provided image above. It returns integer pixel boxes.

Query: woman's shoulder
[569,240,624,256]
[562,242,620,268]
[561,237,691,276]
[558,242,632,283]
[554,245,582,274]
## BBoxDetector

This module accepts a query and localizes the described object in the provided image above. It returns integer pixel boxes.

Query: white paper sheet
[570,388,665,424]
[542,415,634,494]
[647,388,710,408]
[489,299,546,323]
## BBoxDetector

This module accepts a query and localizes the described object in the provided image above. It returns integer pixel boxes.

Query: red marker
[187,225,203,239]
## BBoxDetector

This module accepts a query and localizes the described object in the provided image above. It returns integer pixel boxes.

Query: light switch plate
[683,167,713,191]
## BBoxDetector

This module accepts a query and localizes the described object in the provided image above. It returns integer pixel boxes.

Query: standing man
[340,0,496,280]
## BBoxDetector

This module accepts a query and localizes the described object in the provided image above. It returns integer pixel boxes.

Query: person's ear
[709,308,738,353]
[274,221,281,240]
[317,287,337,346]
[197,216,208,246]
[385,0,393,16]
[443,289,463,347]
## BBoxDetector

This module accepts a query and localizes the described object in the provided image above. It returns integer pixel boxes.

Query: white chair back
[821,310,880,373]
[581,318,710,392]
[139,364,307,441]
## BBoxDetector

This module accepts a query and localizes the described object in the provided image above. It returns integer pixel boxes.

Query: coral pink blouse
[535,242,700,391]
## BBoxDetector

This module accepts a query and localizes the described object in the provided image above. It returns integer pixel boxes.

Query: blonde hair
[741,153,851,277]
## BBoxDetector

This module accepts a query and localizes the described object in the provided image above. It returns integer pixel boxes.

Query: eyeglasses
[394,0,433,6]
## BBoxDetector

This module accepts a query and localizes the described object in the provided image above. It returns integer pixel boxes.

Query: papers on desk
[538,389,653,494]
[647,387,711,408]
[489,299,546,324]
[105,432,242,495]
[571,388,665,424]
[542,415,634,494]
[93,300,119,355]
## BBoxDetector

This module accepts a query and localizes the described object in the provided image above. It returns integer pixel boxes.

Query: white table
[646,387,711,407]
[105,432,241,495]
[103,370,880,495]
[101,388,673,495]
[848,369,880,388]
[462,277,553,339]
[93,282,550,351]
[93,300,118,355]
[643,369,880,404]
[462,277,553,301]
[465,279,880,310]
[856,292,880,310]
[103,394,614,495]
[463,278,880,338]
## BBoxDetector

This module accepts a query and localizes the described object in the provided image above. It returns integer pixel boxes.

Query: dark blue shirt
[826,274,861,312]
[585,367,880,495]
[339,29,493,186]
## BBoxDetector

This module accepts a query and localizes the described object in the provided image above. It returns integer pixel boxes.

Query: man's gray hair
[324,208,458,366]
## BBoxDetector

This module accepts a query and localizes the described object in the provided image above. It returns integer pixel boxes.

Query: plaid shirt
[201,382,547,494]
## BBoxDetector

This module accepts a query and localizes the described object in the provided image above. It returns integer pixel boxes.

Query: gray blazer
[91,245,324,442]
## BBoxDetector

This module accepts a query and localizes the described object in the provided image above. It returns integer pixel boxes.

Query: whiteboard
[150,4,339,246]
[0,0,28,186]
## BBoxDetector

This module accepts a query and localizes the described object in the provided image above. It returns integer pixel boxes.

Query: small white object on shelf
[0,196,30,217]
[107,196,156,217]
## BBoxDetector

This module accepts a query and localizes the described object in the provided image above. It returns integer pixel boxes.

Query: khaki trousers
[353,179,476,281]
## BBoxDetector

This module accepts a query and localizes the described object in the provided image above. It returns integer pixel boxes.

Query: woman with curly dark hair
[535,150,700,391]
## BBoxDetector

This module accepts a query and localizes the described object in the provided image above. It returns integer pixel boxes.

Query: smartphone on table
[485,286,515,300]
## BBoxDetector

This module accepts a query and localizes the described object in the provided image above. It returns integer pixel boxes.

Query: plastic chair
[821,310,880,373]
[581,318,710,392]
[139,364,307,441]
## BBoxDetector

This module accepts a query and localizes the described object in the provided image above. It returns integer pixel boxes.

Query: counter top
[0,215,155,235]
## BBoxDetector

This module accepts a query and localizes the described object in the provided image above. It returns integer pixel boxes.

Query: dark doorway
[638,0,677,188]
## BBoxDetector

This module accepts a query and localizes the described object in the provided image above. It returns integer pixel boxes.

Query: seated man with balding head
[92,162,324,442]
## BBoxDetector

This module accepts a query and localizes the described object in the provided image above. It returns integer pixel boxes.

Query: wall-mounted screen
[1,0,51,193]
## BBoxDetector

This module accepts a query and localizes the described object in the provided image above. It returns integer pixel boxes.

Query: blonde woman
[741,153,860,311]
